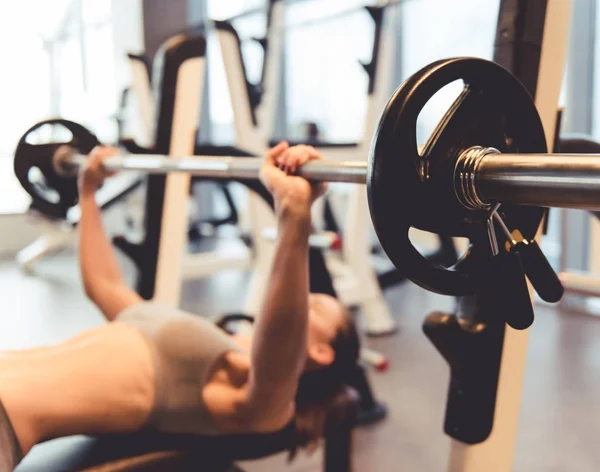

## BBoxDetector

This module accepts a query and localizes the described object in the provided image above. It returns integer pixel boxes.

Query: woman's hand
[260,142,327,219]
[78,146,118,196]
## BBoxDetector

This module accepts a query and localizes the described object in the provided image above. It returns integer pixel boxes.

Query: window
[206,0,268,143]
[281,0,500,144]
[283,0,374,143]
[0,0,72,157]
[53,0,117,143]
[208,0,265,21]
[399,0,500,142]
[1,0,143,213]
[0,0,122,157]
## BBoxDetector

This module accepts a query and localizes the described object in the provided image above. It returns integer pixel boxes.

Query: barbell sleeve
[476,153,600,210]
[454,147,600,211]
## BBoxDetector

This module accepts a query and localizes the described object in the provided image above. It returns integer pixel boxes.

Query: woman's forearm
[79,194,125,297]
[250,207,311,395]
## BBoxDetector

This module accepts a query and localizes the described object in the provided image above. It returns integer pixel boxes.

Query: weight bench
[16,387,358,472]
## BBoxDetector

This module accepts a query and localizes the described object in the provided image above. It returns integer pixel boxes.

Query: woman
[0,142,360,470]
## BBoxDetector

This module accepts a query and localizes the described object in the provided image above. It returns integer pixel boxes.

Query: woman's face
[306,294,347,368]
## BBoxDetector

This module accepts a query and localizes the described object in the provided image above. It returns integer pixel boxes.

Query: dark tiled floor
[3,247,600,471]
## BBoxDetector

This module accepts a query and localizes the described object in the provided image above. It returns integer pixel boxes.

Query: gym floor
[2,241,600,471]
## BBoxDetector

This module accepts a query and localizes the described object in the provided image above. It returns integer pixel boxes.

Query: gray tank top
[0,398,21,471]
[116,302,242,436]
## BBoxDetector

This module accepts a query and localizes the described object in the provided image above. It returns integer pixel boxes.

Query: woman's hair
[289,309,360,460]
[214,309,360,460]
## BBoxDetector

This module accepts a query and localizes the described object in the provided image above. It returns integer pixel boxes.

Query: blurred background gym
[1,1,600,471]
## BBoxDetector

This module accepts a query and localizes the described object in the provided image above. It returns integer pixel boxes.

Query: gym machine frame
[125,2,401,335]
[213,8,399,335]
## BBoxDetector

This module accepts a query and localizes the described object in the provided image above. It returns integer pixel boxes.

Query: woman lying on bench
[0,142,360,471]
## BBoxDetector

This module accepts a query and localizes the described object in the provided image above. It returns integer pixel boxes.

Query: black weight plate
[14,119,99,219]
[368,57,547,296]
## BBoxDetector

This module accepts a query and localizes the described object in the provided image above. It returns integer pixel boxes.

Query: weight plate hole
[25,124,74,145]
[28,167,60,204]
[408,227,469,268]
[417,80,465,155]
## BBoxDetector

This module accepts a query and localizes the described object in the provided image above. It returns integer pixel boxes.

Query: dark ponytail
[288,315,360,460]
[215,312,361,460]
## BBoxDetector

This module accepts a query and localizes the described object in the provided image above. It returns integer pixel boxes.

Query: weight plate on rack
[368,57,547,296]
[14,119,99,219]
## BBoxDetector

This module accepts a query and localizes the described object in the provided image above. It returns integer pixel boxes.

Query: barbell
[52,146,368,184]
[13,57,600,307]
[50,141,600,210]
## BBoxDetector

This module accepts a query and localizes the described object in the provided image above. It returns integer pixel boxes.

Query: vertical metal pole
[187,0,213,221]
[76,0,89,93]
[391,1,404,97]
[189,0,212,144]
[562,0,595,135]
[257,0,286,139]
[447,1,572,471]
[559,0,595,278]
[46,39,62,118]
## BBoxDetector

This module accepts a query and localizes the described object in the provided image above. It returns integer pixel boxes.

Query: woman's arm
[244,208,311,427]
[79,147,142,320]
[240,143,326,428]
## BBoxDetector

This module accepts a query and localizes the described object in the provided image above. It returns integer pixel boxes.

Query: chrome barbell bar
[55,145,368,184]
[454,146,600,211]
[57,144,600,211]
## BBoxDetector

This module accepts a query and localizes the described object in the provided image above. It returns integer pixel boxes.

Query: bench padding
[16,388,358,472]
